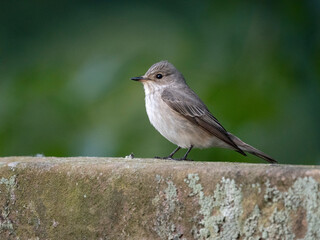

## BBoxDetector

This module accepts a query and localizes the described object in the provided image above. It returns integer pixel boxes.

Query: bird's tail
[228,133,277,164]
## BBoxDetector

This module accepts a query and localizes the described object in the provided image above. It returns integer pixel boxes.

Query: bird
[131,60,277,163]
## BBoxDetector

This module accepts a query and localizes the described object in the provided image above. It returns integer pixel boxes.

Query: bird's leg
[168,146,181,158]
[155,146,181,159]
[179,145,193,161]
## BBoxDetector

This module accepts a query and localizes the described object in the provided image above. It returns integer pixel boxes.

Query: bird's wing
[161,88,246,155]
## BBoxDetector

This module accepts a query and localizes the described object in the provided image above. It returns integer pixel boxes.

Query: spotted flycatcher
[131,61,277,163]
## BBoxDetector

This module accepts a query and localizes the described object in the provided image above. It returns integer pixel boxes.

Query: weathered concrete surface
[0,157,319,240]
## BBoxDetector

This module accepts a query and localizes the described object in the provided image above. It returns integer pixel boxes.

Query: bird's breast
[145,91,166,130]
[144,90,208,148]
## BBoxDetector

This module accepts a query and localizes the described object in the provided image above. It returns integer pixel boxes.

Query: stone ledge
[0,157,319,239]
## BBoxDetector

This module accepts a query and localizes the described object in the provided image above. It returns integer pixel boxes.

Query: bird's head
[131,61,186,87]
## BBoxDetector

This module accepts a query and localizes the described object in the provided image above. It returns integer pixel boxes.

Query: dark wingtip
[250,152,278,164]
[264,156,278,164]
[235,149,247,156]
[237,150,278,164]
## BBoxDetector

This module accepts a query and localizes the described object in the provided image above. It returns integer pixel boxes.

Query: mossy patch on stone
[0,157,319,239]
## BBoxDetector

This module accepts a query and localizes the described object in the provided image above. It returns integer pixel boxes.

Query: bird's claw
[154,156,193,161]
[154,156,172,160]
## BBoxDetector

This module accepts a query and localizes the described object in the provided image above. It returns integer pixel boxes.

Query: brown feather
[161,88,246,155]
[228,134,278,163]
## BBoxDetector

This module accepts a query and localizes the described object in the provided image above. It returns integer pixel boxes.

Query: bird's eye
[156,74,163,79]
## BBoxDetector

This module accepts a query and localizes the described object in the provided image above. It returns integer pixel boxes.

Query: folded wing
[161,88,246,155]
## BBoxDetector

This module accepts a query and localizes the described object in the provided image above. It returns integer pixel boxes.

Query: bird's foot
[154,156,172,160]
[154,156,193,161]
[174,158,193,161]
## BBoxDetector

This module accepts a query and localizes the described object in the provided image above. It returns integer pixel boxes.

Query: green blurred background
[1,1,319,164]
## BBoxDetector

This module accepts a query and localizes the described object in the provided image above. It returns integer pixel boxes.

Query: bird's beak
[131,76,143,81]
[131,76,148,82]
